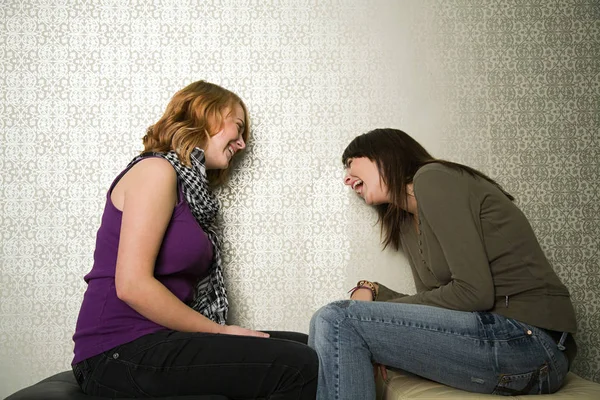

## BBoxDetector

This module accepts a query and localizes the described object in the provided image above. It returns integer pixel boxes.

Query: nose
[343,171,354,186]
[235,136,246,151]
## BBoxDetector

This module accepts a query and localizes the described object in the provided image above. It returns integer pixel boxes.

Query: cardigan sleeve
[390,167,495,311]
[375,282,409,302]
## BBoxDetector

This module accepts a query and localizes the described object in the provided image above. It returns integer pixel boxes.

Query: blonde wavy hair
[143,80,250,185]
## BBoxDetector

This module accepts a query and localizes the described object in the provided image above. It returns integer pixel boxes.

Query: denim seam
[104,334,314,379]
[126,365,152,397]
[87,375,131,397]
[343,314,525,343]
[101,337,188,360]
[124,338,178,359]
[99,360,310,397]
[82,357,102,392]
[334,316,341,400]
[337,310,384,399]
[111,358,313,386]
[286,367,304,400]
[534,332,561,375]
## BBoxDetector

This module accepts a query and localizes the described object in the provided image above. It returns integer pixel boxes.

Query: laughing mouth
[352,179,363,193]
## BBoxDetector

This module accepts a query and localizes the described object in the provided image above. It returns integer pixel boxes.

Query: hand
[373,363,388,381]
[351,287,374,301]
[221,325,270,338]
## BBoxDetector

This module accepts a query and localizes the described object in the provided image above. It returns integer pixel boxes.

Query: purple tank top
[72,158,213,364]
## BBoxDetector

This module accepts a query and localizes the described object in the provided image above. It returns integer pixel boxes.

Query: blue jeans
[308,300,570,399]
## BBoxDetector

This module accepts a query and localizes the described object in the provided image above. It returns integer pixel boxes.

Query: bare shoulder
[129,157,176,180]
[112,157,177,210]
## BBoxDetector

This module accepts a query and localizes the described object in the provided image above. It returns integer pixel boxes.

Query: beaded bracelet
[348,280,377,300]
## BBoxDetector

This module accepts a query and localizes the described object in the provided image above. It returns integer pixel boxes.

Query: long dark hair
[342,128,514,250]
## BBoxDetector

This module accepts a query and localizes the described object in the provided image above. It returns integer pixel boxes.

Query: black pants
[72,330,318,399]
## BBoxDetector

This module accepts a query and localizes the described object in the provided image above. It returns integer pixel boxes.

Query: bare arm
[114,158,267,337]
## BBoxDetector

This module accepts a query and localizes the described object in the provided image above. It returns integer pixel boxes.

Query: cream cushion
[376,370,600,399]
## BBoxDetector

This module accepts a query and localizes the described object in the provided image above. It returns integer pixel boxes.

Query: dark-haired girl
[309,128,576,399]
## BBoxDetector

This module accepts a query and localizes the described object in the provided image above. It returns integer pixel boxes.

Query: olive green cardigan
[376,163,577,335]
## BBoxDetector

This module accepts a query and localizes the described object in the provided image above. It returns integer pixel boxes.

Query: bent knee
[312,301,350,325]
[309,301,351,346]
[302,346,319,377]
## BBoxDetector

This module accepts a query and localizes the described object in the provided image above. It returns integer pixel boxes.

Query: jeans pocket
[492,363,549,396]
[87,376,134,398]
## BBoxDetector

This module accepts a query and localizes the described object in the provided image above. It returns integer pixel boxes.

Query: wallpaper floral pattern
[0,0,598,396]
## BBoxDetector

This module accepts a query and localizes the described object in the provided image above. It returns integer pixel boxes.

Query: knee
[285,349,319,398]
[301,346,319,378]
[311,301,349,329]
[278,343,319,385]
[309,301,350,349]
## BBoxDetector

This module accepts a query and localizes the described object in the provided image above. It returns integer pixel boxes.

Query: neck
[404,183,418,214]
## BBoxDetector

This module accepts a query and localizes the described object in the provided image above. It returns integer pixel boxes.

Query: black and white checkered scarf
[129,148,228,324]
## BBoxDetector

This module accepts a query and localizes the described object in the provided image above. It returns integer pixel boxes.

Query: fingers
[223,325,270,338]
[380,364,388,381]
[373,363,388,381]
[250,330,270,338]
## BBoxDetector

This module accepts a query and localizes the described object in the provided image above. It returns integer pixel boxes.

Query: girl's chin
[219,154,232,167]
[365,196,387,206]
[205,159,230,170]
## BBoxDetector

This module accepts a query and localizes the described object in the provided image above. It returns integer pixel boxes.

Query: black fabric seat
[5,371,229,400]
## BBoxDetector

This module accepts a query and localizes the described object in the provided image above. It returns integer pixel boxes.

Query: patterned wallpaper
[429,0,600,383]
[0,0,598,396]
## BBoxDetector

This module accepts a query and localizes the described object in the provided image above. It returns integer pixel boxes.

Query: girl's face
[204,103,246,170]
[343,157,390,205]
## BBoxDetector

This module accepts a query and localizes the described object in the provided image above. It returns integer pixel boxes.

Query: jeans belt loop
[74,357,91,387]
[73,363,85,386]
[557,332,568,351]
